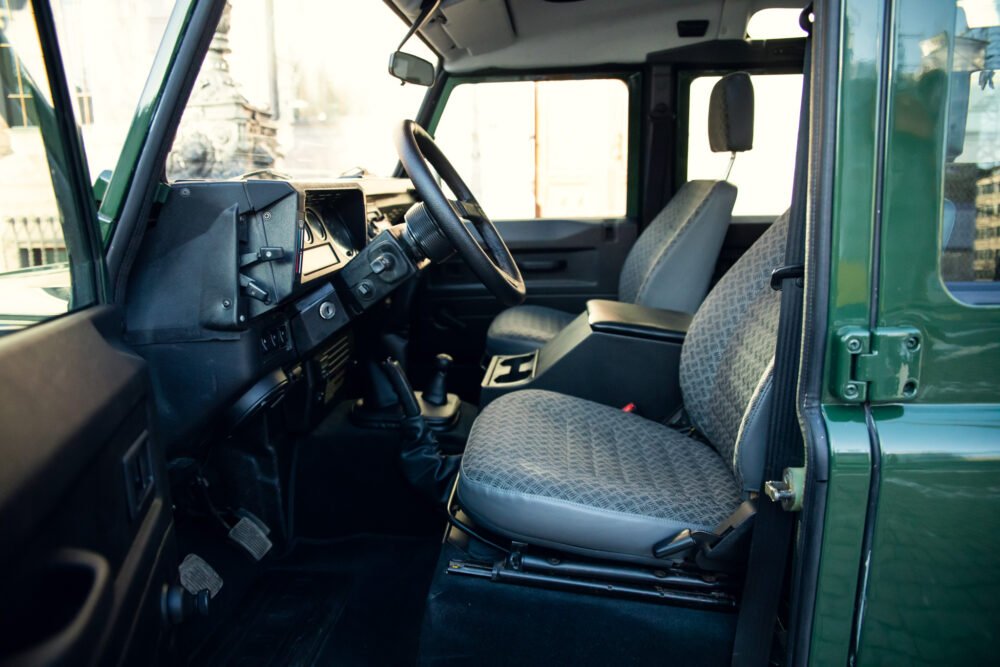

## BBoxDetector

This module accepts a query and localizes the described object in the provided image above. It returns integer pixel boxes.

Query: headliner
[390,0,805,72]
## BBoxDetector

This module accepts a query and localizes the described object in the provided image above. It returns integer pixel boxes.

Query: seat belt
[643,65,674,224]
[731,8,812,667]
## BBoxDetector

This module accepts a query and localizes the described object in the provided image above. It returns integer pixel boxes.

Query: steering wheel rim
[395,120,526,307]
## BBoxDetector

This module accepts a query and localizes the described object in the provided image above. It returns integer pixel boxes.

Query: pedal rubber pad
[228,515,273,561]
[179,553,223,598]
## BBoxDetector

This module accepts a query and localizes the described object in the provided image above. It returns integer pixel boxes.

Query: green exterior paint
[875,1,1000,404]
[97,0,196,242]
[820,0,885,405]
[853,0,1000,663]
[808,408,872,667]
[857,405,1000,664]
[810,0,888,662]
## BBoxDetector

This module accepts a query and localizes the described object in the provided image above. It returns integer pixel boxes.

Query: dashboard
[125,177,421,449]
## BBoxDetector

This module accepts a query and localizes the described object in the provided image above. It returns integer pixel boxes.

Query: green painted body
[813,0,1000,664]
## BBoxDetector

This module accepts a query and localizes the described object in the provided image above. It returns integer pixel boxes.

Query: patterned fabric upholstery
[617,180,736,308]
[459,211,790,561]
[459,390,741,562]
[486,180,736,356]
[485,305,577,355]
[679,211,789,488]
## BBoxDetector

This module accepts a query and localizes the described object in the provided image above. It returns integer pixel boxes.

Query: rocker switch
[370,253,395,275]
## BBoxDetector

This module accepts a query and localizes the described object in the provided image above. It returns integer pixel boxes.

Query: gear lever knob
[423,353,453,406]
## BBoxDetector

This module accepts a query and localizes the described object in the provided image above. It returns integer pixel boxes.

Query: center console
[481,300,692,420]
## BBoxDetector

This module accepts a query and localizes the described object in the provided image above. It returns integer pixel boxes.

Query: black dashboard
[125,177,420,450]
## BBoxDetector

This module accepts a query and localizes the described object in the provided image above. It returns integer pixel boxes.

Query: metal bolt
[905,335,920,351]
[844,384,859,399]
[262,211,271,220]
[239,315,246,323]
[180,187,191,197]
[846,338,863,353]
[222,299,232,309]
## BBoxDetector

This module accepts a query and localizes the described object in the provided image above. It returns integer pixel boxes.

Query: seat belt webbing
[731,7,813,666]
[643,66,674,225]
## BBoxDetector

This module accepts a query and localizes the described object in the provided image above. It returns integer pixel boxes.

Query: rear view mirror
[389,51,436,86]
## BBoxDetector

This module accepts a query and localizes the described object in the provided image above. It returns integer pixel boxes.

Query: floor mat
[187,535,441,667]
[294,400,474,539]
[189,571,350,666]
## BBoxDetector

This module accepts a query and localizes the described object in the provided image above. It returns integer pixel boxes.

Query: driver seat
[486,72,755,356]
[457,209,788,565]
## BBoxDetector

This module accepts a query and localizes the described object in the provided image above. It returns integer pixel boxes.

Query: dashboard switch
[241,275,271,304]
[370,253,395,275]
[356,280,375,299]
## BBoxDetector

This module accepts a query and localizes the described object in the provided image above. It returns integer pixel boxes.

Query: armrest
[586,300,692,344]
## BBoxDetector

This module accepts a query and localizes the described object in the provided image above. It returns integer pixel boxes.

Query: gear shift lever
[423,353,453,406]
[381,358,461,505]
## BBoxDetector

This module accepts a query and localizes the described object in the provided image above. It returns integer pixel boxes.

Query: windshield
[167,1,436,181]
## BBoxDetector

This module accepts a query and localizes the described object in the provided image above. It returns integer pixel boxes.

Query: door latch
[764,467,805,512]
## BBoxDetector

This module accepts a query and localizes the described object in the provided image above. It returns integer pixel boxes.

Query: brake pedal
[227,510,273,561]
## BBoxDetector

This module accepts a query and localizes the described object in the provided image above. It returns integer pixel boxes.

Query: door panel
[0,306,173,666]
[416,216,636,360]
[0,0,181,663]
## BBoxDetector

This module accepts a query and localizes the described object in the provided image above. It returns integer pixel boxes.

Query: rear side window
[939,1,1000,305]
[686,73,803,218]
[433,78,630,220]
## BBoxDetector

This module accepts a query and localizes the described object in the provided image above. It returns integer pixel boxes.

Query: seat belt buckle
[764,467,805,512]
[621,402,638,414]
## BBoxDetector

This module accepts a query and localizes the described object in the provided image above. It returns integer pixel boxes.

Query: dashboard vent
[316,333,352,400]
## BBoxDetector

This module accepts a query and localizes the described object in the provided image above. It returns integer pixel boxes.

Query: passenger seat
[486,72,755,356]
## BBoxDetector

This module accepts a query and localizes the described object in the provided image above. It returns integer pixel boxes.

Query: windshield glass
[167,0,436,181]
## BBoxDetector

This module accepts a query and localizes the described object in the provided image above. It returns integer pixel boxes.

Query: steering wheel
[395,120,526,307]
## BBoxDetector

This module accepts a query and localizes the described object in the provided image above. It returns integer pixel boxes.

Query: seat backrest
[617,72,754,313]
[679,210,788,493]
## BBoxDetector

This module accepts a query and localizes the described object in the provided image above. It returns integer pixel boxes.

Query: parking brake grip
[381,358,461,505]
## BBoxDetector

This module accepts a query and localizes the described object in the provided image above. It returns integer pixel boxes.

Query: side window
[432,78,630,220]
[939,2,1000,304]
[686,73,803,217]
[0,1,95,332]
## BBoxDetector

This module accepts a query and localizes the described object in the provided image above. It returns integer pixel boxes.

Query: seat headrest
[708,72,754,153]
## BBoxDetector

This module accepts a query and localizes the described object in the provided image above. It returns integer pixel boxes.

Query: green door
[857,0,1000,663]
[813,0,1000,664]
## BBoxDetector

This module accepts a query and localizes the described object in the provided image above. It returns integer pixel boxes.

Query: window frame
[0,0,107,332]
[424,68,643,221]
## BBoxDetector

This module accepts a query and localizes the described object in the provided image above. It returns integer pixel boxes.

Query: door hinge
[833,326,922,403]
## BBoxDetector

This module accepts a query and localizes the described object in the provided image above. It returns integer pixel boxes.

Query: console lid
[586,300,692,344]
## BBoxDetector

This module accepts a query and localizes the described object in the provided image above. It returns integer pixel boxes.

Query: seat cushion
[485,305,577,356]
[458,390,742,564]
